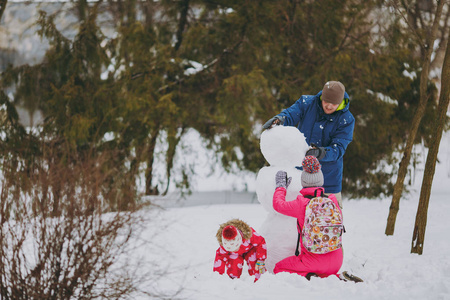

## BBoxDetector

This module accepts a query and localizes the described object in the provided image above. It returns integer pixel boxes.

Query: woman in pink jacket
[272,155,344,279]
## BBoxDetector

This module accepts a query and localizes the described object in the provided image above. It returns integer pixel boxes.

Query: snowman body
[256,126,308,272]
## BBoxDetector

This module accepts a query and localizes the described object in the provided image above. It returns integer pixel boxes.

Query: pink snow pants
[273,248,343,278]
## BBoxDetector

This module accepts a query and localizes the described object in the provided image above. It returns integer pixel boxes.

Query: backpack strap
[295,220,301,256]
[314,188,324,198]
[295,194,315,256]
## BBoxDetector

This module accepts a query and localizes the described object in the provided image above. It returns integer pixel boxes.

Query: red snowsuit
[214,228,267,280]
[272,186,343,278]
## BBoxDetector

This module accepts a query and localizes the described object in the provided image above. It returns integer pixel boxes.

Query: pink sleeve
[272,187,304,219]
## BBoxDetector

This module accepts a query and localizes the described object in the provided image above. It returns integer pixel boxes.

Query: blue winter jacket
[277,90,355,193]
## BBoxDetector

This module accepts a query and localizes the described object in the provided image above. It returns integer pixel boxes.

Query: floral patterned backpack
[295,189,345,255]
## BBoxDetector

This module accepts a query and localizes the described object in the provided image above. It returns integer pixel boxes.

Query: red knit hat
[222,225,243,252]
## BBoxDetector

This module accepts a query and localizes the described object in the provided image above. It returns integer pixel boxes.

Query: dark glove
[262,116,285,130]
[275,170,292,189]
[305,143,326,160]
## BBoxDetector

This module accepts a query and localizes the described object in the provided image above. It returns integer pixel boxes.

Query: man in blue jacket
[263,81,355,208]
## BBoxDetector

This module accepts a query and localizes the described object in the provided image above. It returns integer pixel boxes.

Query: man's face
[322,100,339,115]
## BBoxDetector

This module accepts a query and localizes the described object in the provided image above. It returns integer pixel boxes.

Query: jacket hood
[300,186,325,197]
[216,219,252,245]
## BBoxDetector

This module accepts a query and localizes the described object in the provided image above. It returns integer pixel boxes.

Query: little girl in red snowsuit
[213,219,267,282]
[272,155,343,278]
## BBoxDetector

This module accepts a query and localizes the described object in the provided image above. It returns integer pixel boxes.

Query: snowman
[256,125,309,272]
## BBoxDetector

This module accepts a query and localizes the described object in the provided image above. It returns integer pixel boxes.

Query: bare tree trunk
[385,0,445,236]
[411,37,450,255]
[145,130,159,195]
[430,7,450,72]
[141,0,155,30]
[0,0,7,21]
[174,0,190,52]
[162,127,185,195]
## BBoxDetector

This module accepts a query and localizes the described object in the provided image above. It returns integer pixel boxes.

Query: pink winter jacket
[273,186,341,233]
[272,186,343,277]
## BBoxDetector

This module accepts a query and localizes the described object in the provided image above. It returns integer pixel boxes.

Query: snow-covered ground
[131,131,450,300]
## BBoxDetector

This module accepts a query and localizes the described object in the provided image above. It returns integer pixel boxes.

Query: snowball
[260,125,308,167]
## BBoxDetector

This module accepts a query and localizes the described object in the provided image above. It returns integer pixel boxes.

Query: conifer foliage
[0,0,446,200]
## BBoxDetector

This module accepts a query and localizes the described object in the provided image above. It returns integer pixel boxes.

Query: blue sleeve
[277,95,311,126]
[321,113,355,162]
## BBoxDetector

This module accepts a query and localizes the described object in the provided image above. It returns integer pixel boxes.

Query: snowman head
[260,126,308,167]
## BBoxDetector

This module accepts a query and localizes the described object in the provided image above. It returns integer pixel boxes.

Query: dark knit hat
[301,155,324,188]
[322,81,345,104]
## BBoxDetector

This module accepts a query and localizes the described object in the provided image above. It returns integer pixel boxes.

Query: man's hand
[262,116,285,130]
[306,143,326,160]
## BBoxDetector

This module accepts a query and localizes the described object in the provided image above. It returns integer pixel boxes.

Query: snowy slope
[135,196,450,300]
[130,131,450,300]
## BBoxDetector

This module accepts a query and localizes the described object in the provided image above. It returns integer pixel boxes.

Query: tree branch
[392,0,427,50]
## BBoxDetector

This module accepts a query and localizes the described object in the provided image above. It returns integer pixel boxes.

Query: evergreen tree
[1,0,445,200]
[180,0,441,198]
[1,5,137,210]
